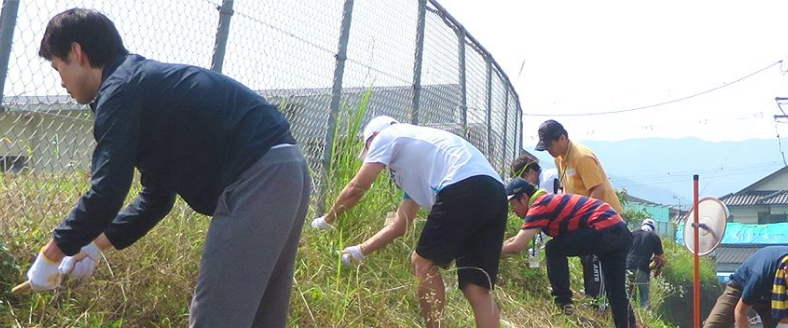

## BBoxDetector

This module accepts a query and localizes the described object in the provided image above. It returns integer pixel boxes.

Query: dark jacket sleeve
[103,172,176,249]
[653,234,664,256]
[53,84,141,256]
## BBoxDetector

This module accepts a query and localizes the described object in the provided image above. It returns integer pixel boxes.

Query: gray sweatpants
[189,145,311,328]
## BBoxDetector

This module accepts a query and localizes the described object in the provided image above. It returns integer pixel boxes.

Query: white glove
[341,245,365,265]
[27,249,62,291]
[59,242,102,279]
[311,216,333,231]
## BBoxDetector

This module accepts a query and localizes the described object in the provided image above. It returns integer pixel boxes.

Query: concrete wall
[0,110,93,173]
[772,205,788,216]
[730,205,765,224]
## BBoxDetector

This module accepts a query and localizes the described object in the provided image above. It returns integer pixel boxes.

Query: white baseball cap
[362,115,399,143]
[359,116,399,158]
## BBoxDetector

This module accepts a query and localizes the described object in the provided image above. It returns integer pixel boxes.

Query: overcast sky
[441,0,788,145]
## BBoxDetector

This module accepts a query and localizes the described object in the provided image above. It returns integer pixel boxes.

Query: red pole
[693,174,700,328]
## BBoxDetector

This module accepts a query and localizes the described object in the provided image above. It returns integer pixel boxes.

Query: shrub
[653,239,723,327]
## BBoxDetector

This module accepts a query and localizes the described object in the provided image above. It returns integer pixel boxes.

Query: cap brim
[534,139,547,151]
[507,194,516,200]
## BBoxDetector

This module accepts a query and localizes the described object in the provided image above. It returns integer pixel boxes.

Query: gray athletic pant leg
[189,146,311,328]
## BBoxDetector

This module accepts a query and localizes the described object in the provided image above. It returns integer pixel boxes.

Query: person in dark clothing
[501,178,636,328]
[626,218,665,308]
[704,246,788,328]
[25,9,310,328]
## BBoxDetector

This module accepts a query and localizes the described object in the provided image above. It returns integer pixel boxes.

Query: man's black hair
[511,154,542,178]
[39,8,128,67]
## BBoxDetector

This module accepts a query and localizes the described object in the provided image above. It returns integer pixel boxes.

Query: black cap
[535,120,567,151]
[506,178,537,200]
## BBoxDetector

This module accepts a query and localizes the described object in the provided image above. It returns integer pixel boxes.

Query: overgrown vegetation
[0,90,720,327]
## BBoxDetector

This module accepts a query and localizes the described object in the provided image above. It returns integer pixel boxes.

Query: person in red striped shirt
[501,178,635,328]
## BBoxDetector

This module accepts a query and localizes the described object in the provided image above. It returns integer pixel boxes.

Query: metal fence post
[501,87,509,174]
[0,0,20,111]
[210,0,234,73]
[517,106,522,156]
[319,0,354,215]
[457,27,467,136]
[485,56,492,157]
[411,0,426,125]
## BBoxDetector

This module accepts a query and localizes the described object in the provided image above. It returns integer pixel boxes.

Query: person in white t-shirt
[311,116,508,328]
[511,153,560,193]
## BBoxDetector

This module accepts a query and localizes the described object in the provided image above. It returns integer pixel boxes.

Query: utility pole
[774,97,787,166]
[776,97,788,119]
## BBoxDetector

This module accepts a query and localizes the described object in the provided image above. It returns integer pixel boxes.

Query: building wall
[625,202,670,222]
[772,205,788,215]
[624,201,673,237]
[716,263,739,273]
[2,84,502,175]
[729,205,766,224]
[1,112,33,157]
[753,172,788,191]
[1,111,93,173]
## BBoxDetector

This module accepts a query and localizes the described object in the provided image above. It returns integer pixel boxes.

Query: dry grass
[0,171,683,327]
[0,95,692,326]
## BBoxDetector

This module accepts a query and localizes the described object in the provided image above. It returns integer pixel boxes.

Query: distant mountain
[529,137,787,209]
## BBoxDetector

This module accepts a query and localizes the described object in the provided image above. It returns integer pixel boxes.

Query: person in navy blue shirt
[25,8,310,328]
[704,246,788,328]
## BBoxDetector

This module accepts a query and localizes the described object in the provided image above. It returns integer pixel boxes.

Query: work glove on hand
[27,248,62,291]
[59,241,103,279]
[311,216,333,231]
[341,245,365,265]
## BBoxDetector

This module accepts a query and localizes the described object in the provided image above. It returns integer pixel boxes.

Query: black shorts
[415,175,508,290]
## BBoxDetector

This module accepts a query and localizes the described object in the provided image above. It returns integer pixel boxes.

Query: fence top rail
[427,0,522,114]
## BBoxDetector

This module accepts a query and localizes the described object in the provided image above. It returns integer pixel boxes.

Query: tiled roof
[715,245,775,264]
[762,191,788,205]
[720,190,788,206]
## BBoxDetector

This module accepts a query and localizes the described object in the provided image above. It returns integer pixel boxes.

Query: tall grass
[0,88,684,327]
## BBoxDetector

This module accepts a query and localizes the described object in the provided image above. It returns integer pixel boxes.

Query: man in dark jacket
[704,246,788,328]
[626,218,664,307]
[25,8,310,328]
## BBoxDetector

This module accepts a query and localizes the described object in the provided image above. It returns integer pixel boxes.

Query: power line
[610,161,783,181]
[610,162,784,185]
[700,116,761,194]
[523,59,783,117]
[613,166,783,190]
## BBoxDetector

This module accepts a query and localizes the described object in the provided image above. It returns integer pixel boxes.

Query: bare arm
[324,163,386,224]
[734,298,752,328]
[502,228,540,256]
[358,198,420,256]
[43,233,115,262]
[588,183,606,201]
[94,233,114,250]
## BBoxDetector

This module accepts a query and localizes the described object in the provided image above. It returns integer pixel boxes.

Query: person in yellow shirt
[535,119,624,308]
[535,120,622,212]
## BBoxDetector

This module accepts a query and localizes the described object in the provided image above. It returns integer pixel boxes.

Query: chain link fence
[0,0,522,220]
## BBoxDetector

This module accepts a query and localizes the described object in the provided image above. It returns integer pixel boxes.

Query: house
[690,166,788,282]
[622,193,674,238]
[718,166,788,224]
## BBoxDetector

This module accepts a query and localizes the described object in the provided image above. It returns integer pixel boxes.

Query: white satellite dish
[683,197,729,256]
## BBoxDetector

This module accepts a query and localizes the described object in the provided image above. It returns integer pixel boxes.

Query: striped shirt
[522,193,625,238]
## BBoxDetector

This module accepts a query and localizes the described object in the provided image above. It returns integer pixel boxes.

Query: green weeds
[0,89,694,327]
